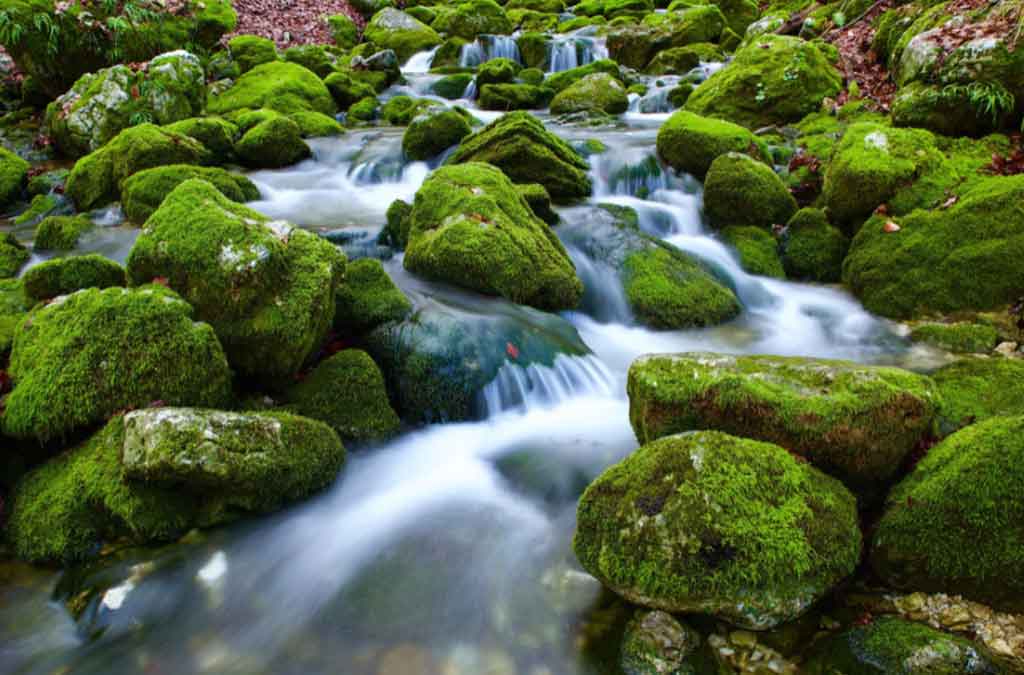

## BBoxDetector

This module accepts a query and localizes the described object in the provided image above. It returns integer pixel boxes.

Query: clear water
[0,46,929,675]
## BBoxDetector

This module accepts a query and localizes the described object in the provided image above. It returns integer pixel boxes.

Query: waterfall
[545,33,606,72]
[401,47,438,75]
[590,148,682,198]
[459,34,522,67]
[480,354,617,416]
[627,76,682,114]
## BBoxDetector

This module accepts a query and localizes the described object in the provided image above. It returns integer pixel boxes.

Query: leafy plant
[928,81,1016,126]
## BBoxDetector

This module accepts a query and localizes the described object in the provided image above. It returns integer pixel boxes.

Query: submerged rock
[574,430,861,629]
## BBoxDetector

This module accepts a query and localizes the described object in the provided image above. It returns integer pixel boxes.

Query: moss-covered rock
[163,116,239,159]
[549,72,629,115]
[804,616,1005,674]
[720,226,784,277]
[402,108,472,161]
[432,73,475,99]
[404,163,582,311]
[0,145,29,210]
[334,258,411,335]
[329,14,360,49]
[347,96,380,125]
[284,349,400,442]
[2,286,232,443]
[779,207,848,283]
[544,59,623,93]
[125,179,346,382]
[7,408,343,563]
[65,123,211,211]
[477,58,521,87]
[0,278,29,361]
[0,233,29,279]
[620,610,702,675]
[446,111,591,202]
[684,35,841,128]
[22,255,126,303]
[235,115,312,168]
[33,215,94,250]
[645,42,724,75]
[208,61,336,116]
[871,415,1024,612]
[517,183,557,225]
[479,83,554,110]
[656,110,769,178]
[324,71,379,109]
[627,353,941,494]
[910,322,999,355]
[228,35,278,74]
[365,8,442,62]
[380,198,413,250]
[931,357,1024,434]
[283,44,338,79]
[574,430,861,629]
[379,95,435,125]
[289,111,345,138]
[703,152,797,229]
[607,6,727,70]
[431,0,512,39]
[843,175,1024,319]
[122,164,259,224]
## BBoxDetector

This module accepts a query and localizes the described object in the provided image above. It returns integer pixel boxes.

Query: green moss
[550,73,629,115]
[477,58,521,87]
[430,0,512,39]
[122,165,260,224]
[328,13,360,49]
[544,59,622,93]
[13,194,59,228]
[164,117,239,159]
[208,61,337,117]
[402,108,472,160]
[0,145,29,208]
[607,6,726,70]
[0,233,29,279]
[627,352,941,493]
[380,199,412,249]
[22,255,126,302]
[2,286,232,443]
[910,322,999,355]
[284,349,400,442]
[228,35,278,74]
[27,168,69,197]
[283,45,338,79]
[478,83,553,111]
[703,152,797,229]
[347,96,380,125]
[843,175,1024,319]
[684,35,842,128]
[515,32,549,69]
[517,182,558,225]
[646,43,724,75]
[0,278,29,361]
[235,116,312,169]
[404,162,582,311]
[720,226,784,278]
[574,430,861,629]
[432,73,475,99]
[624,247,741,329]
[656,111,770,178]
[779,207,848,282]
[324,71,379,109]
[364,8,442,61]
[872,416,1024,612]
[446,111,591,202]
[288,111,345,138]
[334,257,412,335]
[930,357,1024,434]
[381,96,435,125]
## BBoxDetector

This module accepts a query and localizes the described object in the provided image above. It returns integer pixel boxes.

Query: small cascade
[546,33,606,72]
[590,149,681,198]
[402,46,438,75]
[459,34,522,67]
[628,76,681,114]
[565,245,633,325]
[480,354,617,416]
[463,77,478,99]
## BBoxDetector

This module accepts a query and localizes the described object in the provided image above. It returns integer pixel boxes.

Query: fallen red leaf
[506,342,519,359]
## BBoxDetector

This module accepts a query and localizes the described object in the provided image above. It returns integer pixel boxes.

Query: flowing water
[1,45,935,675]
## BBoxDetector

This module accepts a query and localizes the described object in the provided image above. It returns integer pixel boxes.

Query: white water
[459,35,521,68]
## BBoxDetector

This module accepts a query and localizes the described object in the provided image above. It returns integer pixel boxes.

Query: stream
[0,39,940,675]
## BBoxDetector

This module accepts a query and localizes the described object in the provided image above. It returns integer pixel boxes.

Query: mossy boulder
[871,415,1024,612]
[2,286,232,443]
[910,322,999,355]
[22,255,127,303]
[544,59,623,93]
[431,0,513,39]
[347,96,380,125]
[720,226,784,277]
[289,111,345,138]
[0,145,29,210]
[627,353,941,494]
[227,35,278,74]
[703,152,797,229]
[284,349,400,442]
[65,124,211,211]
[645,43,724,75]
[7,408,343,563]
[607,6,727,70]
[125,179,346,382]
[283,45,338,79]
[404,163,582,311]
[365,8,442,62]
[517,183,557,225]
[477,58,521,87]
[333,257,412,335]
[446,111,591,202]
[804,616,1005,674]
[479,83,553,111]
[779,207,848,283]
[33,215,95,250]
[380,96,438,125]
[45,51,207,159]
[842,175,1024,319]
[574,430,861,629]
[208,61,336,116]
[329,13,360,49]
[324,71,379,109]
[684,35,841,128]
[402,108,473,161]
[549,72,629,116]
[656,111,769,178]
[235,115,312,168]
[0,233,29,279]
[163,116,239,159]
[931,357,1024,434]
[0,278,29,360]
[432,73,475,99]
[122,164,259,224]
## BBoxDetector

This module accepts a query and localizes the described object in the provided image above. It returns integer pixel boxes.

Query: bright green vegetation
[364,8,441,61]
[646,42,724,75]
[574,431,861,629]
[544,59,622,93]
[703,152,797,229]
[779,208,848,283]
[334,257,412,335]
[871,416,1024,613]
[125,179,346,382]
[324,71,378,109]
[720,226,784,278]
[404,162,582,311]
[0,278,29,361]
[446,111,591,202]
[624,246,741,328]
[402,108,472,161]
[228,35,278,73]
[606,6,726,71]
[432,73,475,100]
[430,0,512,39]
[328,14,359,49]
[283,44,337,79]
[627,353,940,494]
[550,73,629,116]
[931,357,1024,434]
[0,145,29,209]
[22,255,127,302]
[235,115,313,168]
[347,96,380,125]
[122,165,260,224]
[284,349,401,442]
[843,175,1024,319]
[479,83,554,111]
[208,61,337,117]
[33,216,94,250]
[684,35,841,128]
[64,124,211,211]
[517,183,557,225]
[804,616,1003,674]
[163,117,240,159]
[656,111,770,178]
[289,111,344,138]
[0,232,29,278]
[2,285,232,443]
[477,58,521,87]
[910,322,999,355]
